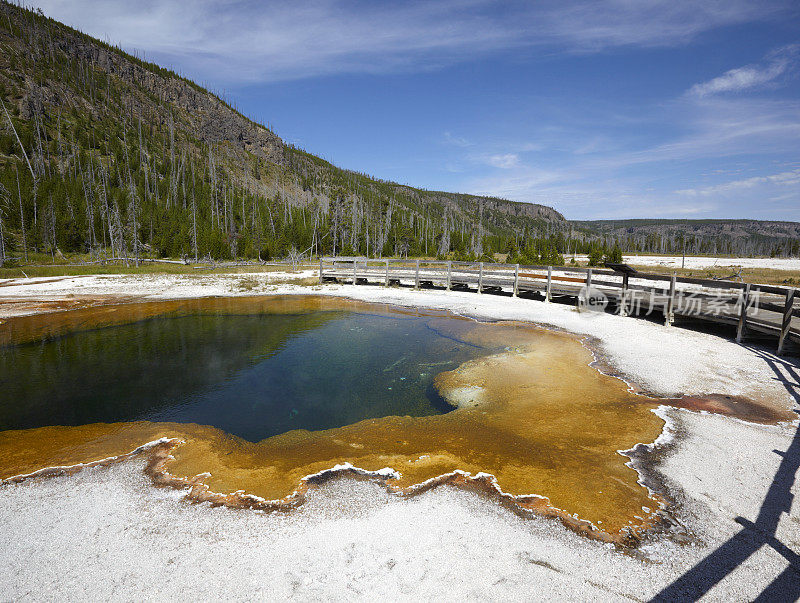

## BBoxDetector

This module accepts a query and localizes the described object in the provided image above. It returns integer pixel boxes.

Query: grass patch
[0,262,316,279]
[236,277,261,292]
[632,265,800,286]
[279,277,319,287]
[564,257,799,286]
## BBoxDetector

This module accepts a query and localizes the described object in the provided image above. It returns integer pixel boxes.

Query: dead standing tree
[79,155,97,250]
[190,159,198,262]
[3,97,37,261]
[121,122,140,265]
[208,144,219,229]
[374,197,393,258]
[472,198,484,257]
[14,166,27,261]
[0,181,9,264]
[1,98,35,182]
[438,205,451,258]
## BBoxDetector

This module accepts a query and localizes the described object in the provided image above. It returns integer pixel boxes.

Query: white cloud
[536,0,785,52]
[585,97,800,169]
[442,132,473,148]
[676,169,800,196]
[688,45,798,97]
[458,96,800,219]
[29,0,792,83]
[467,165,724,219]
[690,64,783,96]
[484,154,520,169]
[467,165,579,202]
[573,137,610,155]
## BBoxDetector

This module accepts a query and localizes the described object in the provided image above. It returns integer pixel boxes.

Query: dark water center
[0,302,491,442]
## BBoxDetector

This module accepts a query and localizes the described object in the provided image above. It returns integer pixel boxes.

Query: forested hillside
[0,2,565,265]
[573,220,800,258]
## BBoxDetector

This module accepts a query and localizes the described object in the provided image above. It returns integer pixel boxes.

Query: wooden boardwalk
[320,257,800,354]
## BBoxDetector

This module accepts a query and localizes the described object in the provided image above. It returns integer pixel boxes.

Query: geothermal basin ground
[0,270,798,600]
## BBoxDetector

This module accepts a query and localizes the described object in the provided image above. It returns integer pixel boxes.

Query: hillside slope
[0,2,563,263]
[573,220,800,257]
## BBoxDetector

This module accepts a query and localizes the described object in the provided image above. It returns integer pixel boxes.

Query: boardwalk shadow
[651,347,800,602]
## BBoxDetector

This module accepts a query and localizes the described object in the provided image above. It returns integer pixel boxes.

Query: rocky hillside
[0,2,563,263]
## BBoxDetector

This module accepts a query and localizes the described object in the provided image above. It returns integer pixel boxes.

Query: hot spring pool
[1,295,672,541]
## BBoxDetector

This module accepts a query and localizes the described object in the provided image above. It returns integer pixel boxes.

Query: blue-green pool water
[0,302,493,442]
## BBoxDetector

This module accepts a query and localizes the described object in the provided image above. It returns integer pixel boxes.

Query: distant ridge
[572,219,800,257]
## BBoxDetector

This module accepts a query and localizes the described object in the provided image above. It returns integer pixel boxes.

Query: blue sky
[32,0,800,220]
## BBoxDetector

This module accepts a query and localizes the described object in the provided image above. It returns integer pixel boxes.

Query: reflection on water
[0,301,488,441]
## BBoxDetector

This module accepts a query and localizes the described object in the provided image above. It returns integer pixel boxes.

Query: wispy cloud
[442,131,473,148]
[467,165,724,219]
[30,0,793,83]
[459,96,800,218]
[586,97,800,169]
[467,165,580,202]
[536,0,787,52]
[676,168,800,195]
[688,44,799,97]
[483,153,520,169]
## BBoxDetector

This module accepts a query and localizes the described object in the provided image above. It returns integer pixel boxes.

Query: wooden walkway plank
[319,257,799,352]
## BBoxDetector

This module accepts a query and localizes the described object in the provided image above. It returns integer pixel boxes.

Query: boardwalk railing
[320,257,800,354]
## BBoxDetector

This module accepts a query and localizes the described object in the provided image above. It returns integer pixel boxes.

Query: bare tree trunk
[0,182,8,264]
[438,206,450,257]
[2,98,36,181]
[191,160,198,262]
[265,200,275,236]
[167,112,176,208]
[208,145,217,229]
[122,124,139,266]
[15,166,27,262]
[0,209,5,264]
[48,193,56,261]
[99,165,115,257]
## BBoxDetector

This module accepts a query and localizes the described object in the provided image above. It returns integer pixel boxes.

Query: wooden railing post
[385,259,390,286]
[585,268,592,290]
[777,288,795,355]
[319,257,324,284]
[665,276,676,326]
[619,273,629,317]
[512,264,519,297]
[353,258,358,285]
[736,283,751,343]
[545,266,552,302]
[446,261,452,291]
[478,262,484,293]
[415,259,420,290]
